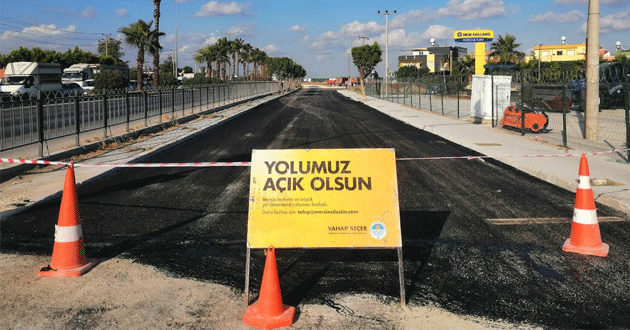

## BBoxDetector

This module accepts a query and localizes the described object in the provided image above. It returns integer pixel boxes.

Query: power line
[0,24,102,41]
[1,34,98,47]
[0,16,105,35]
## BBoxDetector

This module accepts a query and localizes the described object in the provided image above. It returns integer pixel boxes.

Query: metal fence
[365,64,630,158]
[1,81,280,156]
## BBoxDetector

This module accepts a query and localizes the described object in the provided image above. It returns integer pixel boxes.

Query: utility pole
[358,36,369,45]
[175,1,179,78]
[378,10,396,97]
[585,0,599,140]
[101,33,112,56]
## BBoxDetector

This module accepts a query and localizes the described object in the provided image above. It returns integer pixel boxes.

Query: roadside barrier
[38,163,99,277]
[1,148,628,168]
[562,154,609,257]
[243,247,295,329]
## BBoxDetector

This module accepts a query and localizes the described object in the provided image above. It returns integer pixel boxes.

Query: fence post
[191,86,195,113]
[158,90,163,123]
[181,88,185,115]
[419,80,422,109]
[144,91,149,127]
[562,86,568,147]
[37,94,44,157]
[171,89,175,119]
[429,88,432,112]
[126,91,130,132]
[521,106,526,136]
[75,96,80,146]
[404,79,407,106]
[441,84,444,115]
[103,93,108,140]
[491,73,495,127]
[623,60,630,163]
[457,81,460,118]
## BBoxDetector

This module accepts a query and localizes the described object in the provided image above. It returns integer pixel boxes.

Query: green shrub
[183,75,224,86]
[94,70,128,91]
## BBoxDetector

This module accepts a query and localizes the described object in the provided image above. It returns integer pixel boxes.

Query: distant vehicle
[82,79,95,95]
[62,63,130,89]
[571,63,629,110]
[0,62,63,99]
[61,82,83,96]
[599,62,628,108]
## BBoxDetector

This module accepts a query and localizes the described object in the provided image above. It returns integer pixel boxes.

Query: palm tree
[251,48,268,80]
[215,37,231,80]
[120,19,156,91]
[458,54,475,77]
[195,45,219,78]
[239,43,253,80]
[230,38,244,79]
[489,34,525,65]
[152,0,161,87]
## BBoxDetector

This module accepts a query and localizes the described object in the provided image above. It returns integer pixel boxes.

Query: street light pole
[378,10,396,97]
[585,0,600,140]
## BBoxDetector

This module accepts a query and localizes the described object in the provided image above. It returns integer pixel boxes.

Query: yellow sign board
[247,149,401,249]
[454,30,494,43]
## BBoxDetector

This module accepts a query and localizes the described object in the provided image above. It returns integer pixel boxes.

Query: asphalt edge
[338,89,630,216]
[1,88,300,220]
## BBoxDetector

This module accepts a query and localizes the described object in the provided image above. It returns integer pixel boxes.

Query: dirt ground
[0,253,539,330]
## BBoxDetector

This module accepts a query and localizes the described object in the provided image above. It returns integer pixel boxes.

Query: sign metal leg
[397,247,406,307]
[244,247,251,306]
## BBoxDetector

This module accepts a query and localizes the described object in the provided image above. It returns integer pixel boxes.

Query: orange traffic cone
[39,164,99,277]
[562,154,609,257]
[243,247,295,329]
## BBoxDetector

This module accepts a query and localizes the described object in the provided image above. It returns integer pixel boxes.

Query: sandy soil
[0,253,537,329]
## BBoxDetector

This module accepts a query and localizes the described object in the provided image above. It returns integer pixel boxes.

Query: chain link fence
[1,81,280,156]
[365,63,630,159]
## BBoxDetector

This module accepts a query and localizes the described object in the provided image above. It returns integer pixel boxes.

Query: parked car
[82,79,95,95]
[61,82,83,96]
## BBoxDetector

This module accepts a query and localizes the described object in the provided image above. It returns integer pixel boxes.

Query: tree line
[1,0,306,91]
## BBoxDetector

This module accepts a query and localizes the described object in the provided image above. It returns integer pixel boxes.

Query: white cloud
[420,25,456,41]
[340,21,384,37]
[289,25,305,33]
[580,8,630,34]
[193,1,248,17]
[554,0,629,4]
[437,0,506,20]
[311,31,346,51]
[598,8,630,33]
[262,44,279,54]
[0,24,90,52]
[530,10,584,23]
[302,35,311,43]
[391,10,437,28]
[81,7,98,19]
[372,25,455,48]
[115,9,128,17]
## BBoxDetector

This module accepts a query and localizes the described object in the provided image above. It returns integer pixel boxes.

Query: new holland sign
[454,30,494,43]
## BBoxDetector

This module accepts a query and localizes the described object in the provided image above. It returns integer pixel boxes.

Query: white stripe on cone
[54,225,83,243]
[572,209,598,225]
[578,176,591,189]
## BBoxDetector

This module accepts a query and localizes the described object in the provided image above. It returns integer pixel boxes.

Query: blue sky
[1,0,629,78]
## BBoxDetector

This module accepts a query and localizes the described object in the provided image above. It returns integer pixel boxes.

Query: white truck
[62,63,130,90]
[0,62,63,99]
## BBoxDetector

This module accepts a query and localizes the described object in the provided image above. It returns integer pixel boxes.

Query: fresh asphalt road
[3,88,630,328]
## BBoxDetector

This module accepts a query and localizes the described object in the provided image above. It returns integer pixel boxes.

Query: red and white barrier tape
[396,148,629,161]
[1,148,628,168]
